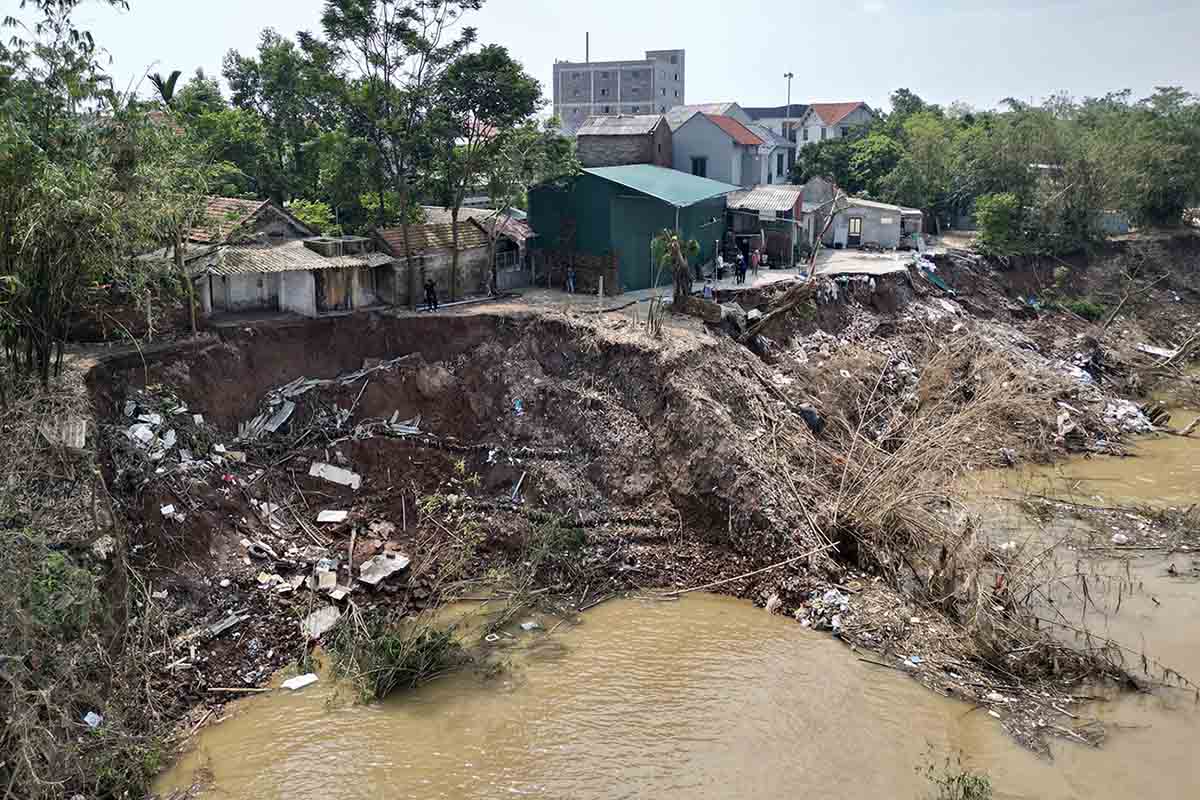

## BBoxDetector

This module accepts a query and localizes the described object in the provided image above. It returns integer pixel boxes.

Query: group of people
[716,247,764,285]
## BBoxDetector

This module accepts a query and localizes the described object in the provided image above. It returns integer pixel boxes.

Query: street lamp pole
[784,72,795,176]
[783,72,794,138]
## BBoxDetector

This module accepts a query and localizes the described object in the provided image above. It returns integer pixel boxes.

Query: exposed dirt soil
[84,230,1200,757]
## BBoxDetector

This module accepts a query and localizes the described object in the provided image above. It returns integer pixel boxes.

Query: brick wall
[543,249,621,295]
[577,134,653,167]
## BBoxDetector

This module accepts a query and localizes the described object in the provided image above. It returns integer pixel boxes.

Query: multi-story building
[552,49,685,134]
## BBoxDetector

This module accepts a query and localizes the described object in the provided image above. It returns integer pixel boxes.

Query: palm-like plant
[148,69,182,108]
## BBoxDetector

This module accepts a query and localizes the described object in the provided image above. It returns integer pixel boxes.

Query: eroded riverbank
[154,421,1200,800]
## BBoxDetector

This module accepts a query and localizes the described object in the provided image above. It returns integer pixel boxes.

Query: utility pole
[784,72,795,175]
[783,72,795,139]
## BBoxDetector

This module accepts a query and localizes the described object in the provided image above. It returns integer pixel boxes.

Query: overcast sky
[67,0,1200,112]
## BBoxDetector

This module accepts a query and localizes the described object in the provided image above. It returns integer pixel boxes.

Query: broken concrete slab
[301,606,341,640]
[317,509,349,523]
[357,552,410,587]
[309,462,362,490]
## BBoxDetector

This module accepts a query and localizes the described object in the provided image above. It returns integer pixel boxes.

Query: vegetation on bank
[792,87,1200,254]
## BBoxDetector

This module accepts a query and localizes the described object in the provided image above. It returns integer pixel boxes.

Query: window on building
[631,87,639,94]
[572,72,580,79]
[661,88,666,96]
[691,156,707,178]
[670,54,678,64]
[674,90,679,98]
[660,105,666,112]
[674,73,679,80]
[600,87,608,96]
[602,105,610,113]
[820,128,827,140]
[631,70,640,78]
[600,71,608,78]
[803,127,809,141]
[777,152,785,175]
[657,142,662,154]
[632,105,640,113]
[841,126,849,137]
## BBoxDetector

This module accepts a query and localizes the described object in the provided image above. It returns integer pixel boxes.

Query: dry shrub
[0,365,173,800]
[763,332,1129,684]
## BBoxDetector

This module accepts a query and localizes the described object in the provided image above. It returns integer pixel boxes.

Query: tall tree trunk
[175,229,197,335]
[450,205,460,301]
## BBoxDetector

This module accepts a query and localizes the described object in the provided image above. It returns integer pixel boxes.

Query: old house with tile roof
[796,102,874,146]
[149,197,395,318]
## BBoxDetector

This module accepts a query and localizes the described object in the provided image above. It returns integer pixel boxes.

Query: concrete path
[812,249,912,278]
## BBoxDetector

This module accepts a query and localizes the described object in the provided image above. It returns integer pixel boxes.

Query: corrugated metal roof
[743,104,810,121]
[665,102,738,131]
[727,185,805,213]
[205,241,392,276]
[584,164,740,207]
[844,197,903,213]
[576,114,665,136]
[703,114,763,146]
[900,207,924,216]
[746,122,794,149]
[376,220,490,255]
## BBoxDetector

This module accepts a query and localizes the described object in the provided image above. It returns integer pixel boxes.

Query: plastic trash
[281,673,319,691]
[513,398,525,417]
[519,621,541,631]
[83,711,103,729]
[1112,533,1130,545]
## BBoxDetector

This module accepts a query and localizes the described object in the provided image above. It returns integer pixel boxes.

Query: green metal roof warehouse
[528,165,739,292]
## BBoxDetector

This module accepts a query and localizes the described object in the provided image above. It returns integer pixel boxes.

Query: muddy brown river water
[159,431,1200,800]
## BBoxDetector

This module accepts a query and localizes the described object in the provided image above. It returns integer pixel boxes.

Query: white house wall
[673,115,738,185]
[280,270,316,317]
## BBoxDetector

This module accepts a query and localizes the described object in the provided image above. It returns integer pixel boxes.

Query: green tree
[848,132,902,197]
[319,0,485,308]
[482,117,578,291]
[883,111,957,228]
[430,44,540,298]
[287,198,337,234]
[147,68,181,107]
[174,67,226,118]
[652,229,700,310]
[973,192,1021,254]
[791,136,857,189]
[223,28,333,201]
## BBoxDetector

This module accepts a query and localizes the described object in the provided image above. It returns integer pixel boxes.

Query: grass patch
[326,607,466,702]
[920,753,993,800]
[1061,298,1107,321]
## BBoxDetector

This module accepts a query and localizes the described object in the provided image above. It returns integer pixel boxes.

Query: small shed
[528,164,738,292]
[375,219,491,304]
[576,115,673,169]
[726,185,806,266]
[824,197,905,250]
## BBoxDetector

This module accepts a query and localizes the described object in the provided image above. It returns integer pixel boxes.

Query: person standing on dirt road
[736,252,747,285]
[566,265,577,294]
[424,277,438,312]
